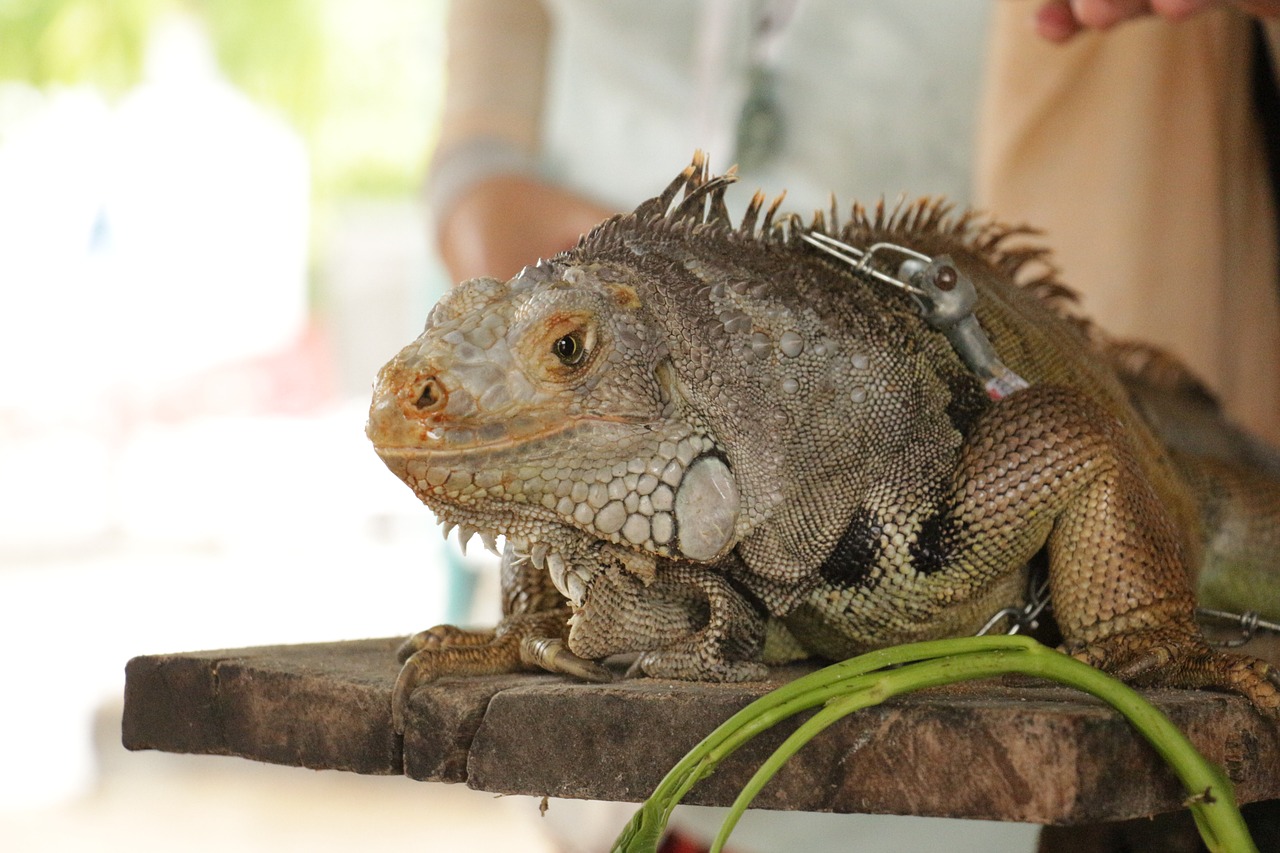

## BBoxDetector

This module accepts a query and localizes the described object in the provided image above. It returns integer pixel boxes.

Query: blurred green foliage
[0,0,444,199]
[0,0,161,93]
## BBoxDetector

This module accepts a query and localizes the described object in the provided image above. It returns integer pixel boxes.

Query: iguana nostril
[414,377,445,411]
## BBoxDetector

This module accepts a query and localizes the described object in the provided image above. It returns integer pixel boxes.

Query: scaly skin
[367,154,1280,731]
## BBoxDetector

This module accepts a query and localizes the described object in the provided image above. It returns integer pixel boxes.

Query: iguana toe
[396,624,495,664]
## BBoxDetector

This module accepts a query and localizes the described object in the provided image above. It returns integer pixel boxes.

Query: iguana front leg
[567,554,769,682]
[952,384,1280,712]
[391,537,770,732]
[391,544,610,734]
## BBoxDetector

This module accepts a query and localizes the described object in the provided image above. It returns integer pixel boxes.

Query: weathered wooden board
[122,634,1280,826]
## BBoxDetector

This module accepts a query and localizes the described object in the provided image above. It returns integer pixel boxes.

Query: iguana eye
[553,332,586,365]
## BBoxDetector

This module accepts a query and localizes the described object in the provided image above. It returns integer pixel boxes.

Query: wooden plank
[123,638,404,776]
[462,678,1280,823]
[122,633,1280,825]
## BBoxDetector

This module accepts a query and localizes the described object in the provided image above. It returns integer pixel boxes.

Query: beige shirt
[430,0,991,215]
[976,2,1280,443]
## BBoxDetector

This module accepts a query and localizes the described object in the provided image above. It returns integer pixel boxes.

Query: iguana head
[366,257,743,601]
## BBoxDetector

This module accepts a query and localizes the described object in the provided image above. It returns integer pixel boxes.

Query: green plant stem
[612,636,1027,850]
[611,636,1255,853]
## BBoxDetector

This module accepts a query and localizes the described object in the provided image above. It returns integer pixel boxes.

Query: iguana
[367,153,1280,733]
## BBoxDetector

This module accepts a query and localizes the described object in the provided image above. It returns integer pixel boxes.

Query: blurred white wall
[0,7,493,841]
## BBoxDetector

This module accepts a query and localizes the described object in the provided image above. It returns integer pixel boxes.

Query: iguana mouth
[366,400,583,455]
[368,414,646,458]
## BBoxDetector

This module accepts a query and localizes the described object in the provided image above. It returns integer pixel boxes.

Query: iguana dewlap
[367,155,1280,732]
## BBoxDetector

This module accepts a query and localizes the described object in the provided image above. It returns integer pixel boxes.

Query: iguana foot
[391,610,612,734]
[1068,627,1280,714]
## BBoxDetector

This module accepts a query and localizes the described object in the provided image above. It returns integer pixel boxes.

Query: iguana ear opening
[674,455,740,561]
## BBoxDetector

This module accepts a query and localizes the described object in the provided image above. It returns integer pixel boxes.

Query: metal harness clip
[801,231,1029,400]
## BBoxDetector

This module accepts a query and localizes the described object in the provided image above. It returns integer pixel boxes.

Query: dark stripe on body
[817,507,881,589]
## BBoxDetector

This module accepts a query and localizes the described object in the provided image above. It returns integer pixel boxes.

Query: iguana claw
[521,637,614,683]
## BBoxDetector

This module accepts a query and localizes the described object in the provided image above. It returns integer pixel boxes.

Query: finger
[1069,0,1154,30]
[1035,0,1085,41]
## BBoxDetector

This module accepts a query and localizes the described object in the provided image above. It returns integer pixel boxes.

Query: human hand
[437,174,615,283]
[1033,0,1280,42]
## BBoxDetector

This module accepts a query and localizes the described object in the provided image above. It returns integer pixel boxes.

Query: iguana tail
[1108,340,1280,620]
[1170,452,1280,621]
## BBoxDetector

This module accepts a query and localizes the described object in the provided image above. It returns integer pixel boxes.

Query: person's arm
[438,173,613,282]
[426,0,612,282]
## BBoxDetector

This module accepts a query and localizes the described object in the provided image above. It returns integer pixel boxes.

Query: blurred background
[0,1,557,849]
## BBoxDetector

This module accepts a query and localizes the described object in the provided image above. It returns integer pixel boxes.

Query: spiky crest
[739,190,766,237]
[583,156,1096,335]
[1103,340,1220,408]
